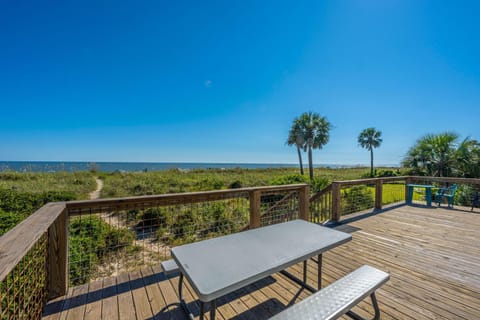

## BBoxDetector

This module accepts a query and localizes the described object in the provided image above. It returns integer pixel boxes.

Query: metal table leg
[179,274,195,320]
[199,301,204,320]
[210,299,217,320]
[317,254,323,290]
[303,260,307,283]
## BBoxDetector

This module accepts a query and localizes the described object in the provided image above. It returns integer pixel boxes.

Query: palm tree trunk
[370,149,374,177]
[308,146,314,180]
[296,146,304,175]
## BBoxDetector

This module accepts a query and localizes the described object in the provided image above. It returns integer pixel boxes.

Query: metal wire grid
[0,233,47,320]
[381,182,406,206]
[460,183,480,209]
[340,184,376,215]
[259,191,300,226]
[412,180,476,207]
[309,192,332,223]
[67,195,252,285]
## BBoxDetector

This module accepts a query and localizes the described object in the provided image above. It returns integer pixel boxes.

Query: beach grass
[98,166,387,198]
[0,171,96,199]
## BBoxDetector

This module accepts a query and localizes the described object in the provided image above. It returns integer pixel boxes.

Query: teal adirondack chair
[436,184,457,208]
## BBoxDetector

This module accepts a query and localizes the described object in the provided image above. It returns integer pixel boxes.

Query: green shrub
[0,189,77,235]
[139,208,168,227]
[454,184,477,207]
[269,174,309,185]
[69,236,99,285]
[69,216,135,285]
[0,172,95,198]
[310,177,330,192]
[104,227,135,251]
[195,178,224,190]
[0,188,76,215]
[228,180,243,189]
[375,169,400,177]
[205,202,236,233]
[0,210,26,236]
[170,210,196,240]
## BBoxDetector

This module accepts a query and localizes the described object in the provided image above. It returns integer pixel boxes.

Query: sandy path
[89,178,103,199]
[87,177,171,278]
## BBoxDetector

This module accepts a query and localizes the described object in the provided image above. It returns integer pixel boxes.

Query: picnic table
[406,184,434,206]
[171,219,352,319]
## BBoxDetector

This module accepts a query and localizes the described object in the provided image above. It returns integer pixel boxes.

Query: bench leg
[303,260,307,283]
[317,254,323,290]
[345,292,381,320]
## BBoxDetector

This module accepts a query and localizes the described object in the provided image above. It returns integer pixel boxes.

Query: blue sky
[1,1,479,166]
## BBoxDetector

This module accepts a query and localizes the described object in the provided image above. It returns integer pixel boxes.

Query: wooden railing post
[299,184,310,221]
[47,206,68,299]
[249,190,261,229]
[331,182,341,222]
[405,177,412,204]
[375,179,383,210]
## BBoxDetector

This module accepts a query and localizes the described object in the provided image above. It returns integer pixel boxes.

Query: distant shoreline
[0,161,399,173]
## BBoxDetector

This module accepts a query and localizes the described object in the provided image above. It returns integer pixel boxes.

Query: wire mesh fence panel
[382,182,406,205]
[259,190,300,226]
[67,192,252,285]
[455,183,480,210]
[340,184,376,216]
[0,233,47,320]
[309,190,332,223]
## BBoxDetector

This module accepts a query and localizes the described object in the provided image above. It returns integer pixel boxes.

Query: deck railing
[2,176,480,319]
[0,203,67,320]
[0,184,308,319]
[311,176,480,221]
[64,184,309,285]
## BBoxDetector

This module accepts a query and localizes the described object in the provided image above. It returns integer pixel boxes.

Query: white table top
[171,219,352,301]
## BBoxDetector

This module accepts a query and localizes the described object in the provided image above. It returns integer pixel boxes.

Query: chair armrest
[436,188,448,195]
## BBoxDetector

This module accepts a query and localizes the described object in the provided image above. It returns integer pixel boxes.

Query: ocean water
[0,161,354,173]
[0,161,346,173]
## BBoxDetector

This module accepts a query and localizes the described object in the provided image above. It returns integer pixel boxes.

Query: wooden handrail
[309,184,332,202]
[66,184,309,214]
[409,176,480,185]
[0,202,66,285]
[331,176,409,187]
[332,176,480,187]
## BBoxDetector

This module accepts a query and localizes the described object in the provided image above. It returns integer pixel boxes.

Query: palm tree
[402,132,458,177]
[292,112,331,180]
[454,138,480,178]
[287,119,305,175]
[358,128,383,177]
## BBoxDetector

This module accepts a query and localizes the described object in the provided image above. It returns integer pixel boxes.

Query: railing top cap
[65,183,309,209]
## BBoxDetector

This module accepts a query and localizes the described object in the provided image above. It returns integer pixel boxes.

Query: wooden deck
[42,204,480,320]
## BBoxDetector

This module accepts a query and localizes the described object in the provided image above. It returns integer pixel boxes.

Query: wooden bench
[269,265,390,320]
[436,184,457,208]
[161,260,389,320]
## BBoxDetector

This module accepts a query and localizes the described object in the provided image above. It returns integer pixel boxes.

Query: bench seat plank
[270,265,389,320]
[160,259,180,276]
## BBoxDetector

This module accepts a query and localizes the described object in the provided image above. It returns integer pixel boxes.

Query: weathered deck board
[43,205,480,320]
